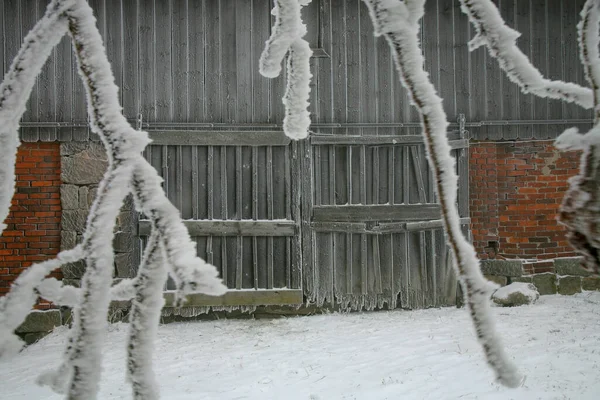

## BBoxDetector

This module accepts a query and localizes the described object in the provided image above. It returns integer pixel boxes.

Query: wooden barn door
[139,131,303,307]
[301,126,470,310]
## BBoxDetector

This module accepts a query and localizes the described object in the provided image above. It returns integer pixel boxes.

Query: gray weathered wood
[163,289,303,307]
[312,204,441,222]
[138,220,297,237]
[148,131,291,146]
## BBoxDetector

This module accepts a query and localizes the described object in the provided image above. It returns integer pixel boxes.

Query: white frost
[260,0,313,139]
[363,0,523,388]
[459,0,593,109]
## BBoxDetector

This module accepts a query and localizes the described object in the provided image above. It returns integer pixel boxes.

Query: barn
[0,0,594,329]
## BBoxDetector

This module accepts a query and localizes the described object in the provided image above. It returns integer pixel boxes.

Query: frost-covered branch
[0,247,83,358]
[0,0,225,397]
[459,0,593,109]
[260,0,313,139]
[363,0,523,388]
[125,225,167,400]
[0,0,74,235]
[558,0,600,275]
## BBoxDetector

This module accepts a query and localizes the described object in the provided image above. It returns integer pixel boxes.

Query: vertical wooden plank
[468,4,486,135]
[251,0,271,124]
[437,0,457,121]
[290,142,302,289]
[403,146,410,204]
[20,0,39,141]
[483,1,502,141]
[176,146,186,215]
[499,0,518,140]
[546,0,563,139]
[56,35,73,141]
[267,146,274,288]
[191,146,199,219]
[453,0,469,122]
[346,0,360,130]
[40,0,58,141]
[172,0,189,122]
[188,0,205,122]
[219,147,228,219]
[235,146,243,289]
[515,0,533,139]
[315,0,332,127]
[331,0,347,131]
[205,0,221,121]
[235,0,252,123]
[122,0,139,121]
[139,0,156,122]
[221,0,237,123]
[531,0,549,139]
[155,0,172,122]
[207,146,214,219]
[388,147,395,204]
[252,146,259,289]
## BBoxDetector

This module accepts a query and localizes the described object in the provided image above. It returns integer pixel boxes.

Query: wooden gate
[301,121,470,310]
[139,130,304,307]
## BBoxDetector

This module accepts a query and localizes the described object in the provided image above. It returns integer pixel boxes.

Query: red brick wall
[0,143,61,308]
[470,140,580,261]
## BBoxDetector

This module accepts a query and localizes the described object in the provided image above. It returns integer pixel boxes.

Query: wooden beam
[310,133,465,146]
[148,130,291,146]
[311,221,369,233]
[163,289,304,307]
[311,134,424,146]
[312,204,441,222]
[138,219,297,236]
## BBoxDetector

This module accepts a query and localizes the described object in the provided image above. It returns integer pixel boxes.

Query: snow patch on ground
[2,293,600,399]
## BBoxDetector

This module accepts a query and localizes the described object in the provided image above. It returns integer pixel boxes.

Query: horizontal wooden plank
[311,221,369,233]
[312,204,441,222]
[405,217,470,232]
[311,134,424,145]
[311,134,466,147]
[163,289,303,307]
[138,219,297,236]
[148,130,291,146]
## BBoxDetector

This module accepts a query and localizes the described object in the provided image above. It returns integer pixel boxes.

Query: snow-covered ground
[2,293,600,400]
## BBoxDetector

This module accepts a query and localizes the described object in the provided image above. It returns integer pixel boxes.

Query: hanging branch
[459,0,600,273]
[362,0,523,388]
[458,0,593,109]
[0,0,75,235]
[558,0,600,275]
[260,0,313,139]
[1,0,226,398]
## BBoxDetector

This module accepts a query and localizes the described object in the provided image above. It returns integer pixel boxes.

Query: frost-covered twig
[0,246,83,358]
[260,0,312,139]
[458,0,593,109]
[363,0,523,388]
[558,0,600,275]
[0,0,224,397]
[0,0,74,235]
[126,225,167,400]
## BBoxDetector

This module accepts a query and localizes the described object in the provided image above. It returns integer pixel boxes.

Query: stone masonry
[60,142,138,286]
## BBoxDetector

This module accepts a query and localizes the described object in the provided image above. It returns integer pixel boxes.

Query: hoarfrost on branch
[0,0,226,399]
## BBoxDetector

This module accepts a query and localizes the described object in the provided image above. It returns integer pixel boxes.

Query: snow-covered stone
[492,282,539,307]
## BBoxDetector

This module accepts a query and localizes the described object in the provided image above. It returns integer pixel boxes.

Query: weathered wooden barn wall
[1,0,592,140]
[0,0,590,310]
